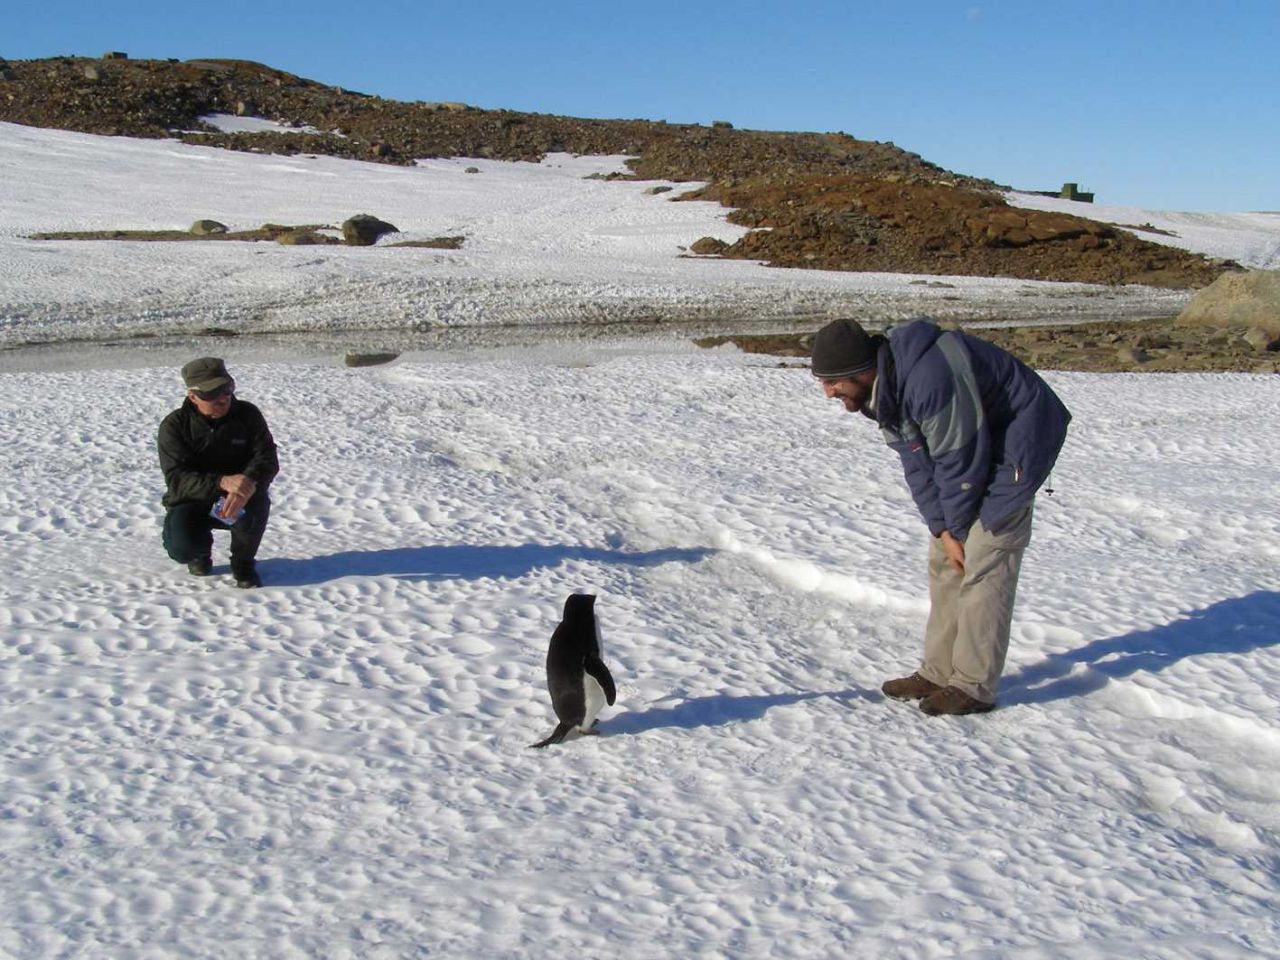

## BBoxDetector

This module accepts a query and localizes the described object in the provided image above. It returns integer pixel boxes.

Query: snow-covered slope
[0,122,1218,346]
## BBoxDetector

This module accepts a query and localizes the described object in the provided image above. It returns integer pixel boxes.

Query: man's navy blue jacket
[874,318,1071,541]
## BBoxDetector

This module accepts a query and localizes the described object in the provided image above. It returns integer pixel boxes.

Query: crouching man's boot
[232,562,262,589]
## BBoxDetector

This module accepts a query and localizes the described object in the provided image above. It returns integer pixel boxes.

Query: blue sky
[5,1,1276,211]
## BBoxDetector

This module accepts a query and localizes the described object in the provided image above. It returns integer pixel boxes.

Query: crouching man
[812,318,1071,715]
[157,357,279,588]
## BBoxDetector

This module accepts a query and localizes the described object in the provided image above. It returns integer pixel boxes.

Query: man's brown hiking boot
[881,673,943,701]
[920,686,996,716]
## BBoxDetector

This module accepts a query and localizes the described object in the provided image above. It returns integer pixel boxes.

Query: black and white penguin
[530,593,617,749]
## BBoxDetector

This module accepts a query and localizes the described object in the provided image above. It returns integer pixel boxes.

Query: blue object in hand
[210,496,246,524]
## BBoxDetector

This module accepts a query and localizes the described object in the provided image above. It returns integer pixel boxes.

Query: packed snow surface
[0,121,1277,959]
[3,352,1279,958]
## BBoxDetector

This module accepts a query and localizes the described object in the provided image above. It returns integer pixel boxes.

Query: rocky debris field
[698,315,1280,375]
[0,54,1239,291]
[686,177,1229,289]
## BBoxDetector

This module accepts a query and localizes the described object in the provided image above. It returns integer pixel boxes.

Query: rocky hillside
[0,53,1237,289]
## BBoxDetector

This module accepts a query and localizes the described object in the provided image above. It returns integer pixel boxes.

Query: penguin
[530,593,617,749]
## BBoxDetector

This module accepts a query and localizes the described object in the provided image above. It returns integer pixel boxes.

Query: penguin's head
[563,592,597,618]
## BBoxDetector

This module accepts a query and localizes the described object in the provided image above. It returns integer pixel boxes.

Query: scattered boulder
[234,100,255,117]
[1117,345,1150,364]
[690,236,730,255]
[1243,327,1280,352]
[464,166,480,174]
[1134,331,1173,350]
[342,213,399,246]
[344,351,400,367]
[1176,269,1280,338]
[645,186,673,195]
[82,65,103,82]
[190,219,228,235]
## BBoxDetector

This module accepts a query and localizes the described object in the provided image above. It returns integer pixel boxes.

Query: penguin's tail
[529,722,573,749]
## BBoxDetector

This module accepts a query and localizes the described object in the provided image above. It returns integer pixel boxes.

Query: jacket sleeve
[242,405,279,487]
[156,412,221,504]
[902,337,992,541]
[884,424,946,536]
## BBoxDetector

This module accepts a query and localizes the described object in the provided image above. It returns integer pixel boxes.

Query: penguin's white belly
[580,671,607,731]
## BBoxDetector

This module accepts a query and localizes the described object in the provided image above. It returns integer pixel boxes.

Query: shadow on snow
[1002,590,1280,706]
[606,688,878,736]
[258,542,716,586]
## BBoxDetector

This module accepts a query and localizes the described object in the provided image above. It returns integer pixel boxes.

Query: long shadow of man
[259,543,715,587]
[1002,591,1280,706]
[606,688,877,737]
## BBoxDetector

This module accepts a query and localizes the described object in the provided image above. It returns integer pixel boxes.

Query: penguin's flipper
[585,657,617,706]
[529,721,573,749]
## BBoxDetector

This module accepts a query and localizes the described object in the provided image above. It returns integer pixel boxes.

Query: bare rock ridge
[0,53,1239,289]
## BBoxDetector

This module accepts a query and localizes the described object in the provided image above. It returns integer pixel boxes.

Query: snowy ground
[0,122,1278,958]
[1,353,1277,959]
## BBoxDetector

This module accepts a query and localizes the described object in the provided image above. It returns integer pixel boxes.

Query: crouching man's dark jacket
[157,398,279,508]
[874,318,1071,542]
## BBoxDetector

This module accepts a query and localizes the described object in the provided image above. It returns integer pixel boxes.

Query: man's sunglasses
[191,384,234,401]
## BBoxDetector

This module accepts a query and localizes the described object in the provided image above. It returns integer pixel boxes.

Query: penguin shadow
[605,688,876,737]
[257,543,716,587]
[1001,590,1280,706]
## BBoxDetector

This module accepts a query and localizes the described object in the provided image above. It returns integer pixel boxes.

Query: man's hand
[940,530,966,574]
[218,474,257,519]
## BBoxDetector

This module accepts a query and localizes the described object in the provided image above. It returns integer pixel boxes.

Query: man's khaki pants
[919,501,1035,703]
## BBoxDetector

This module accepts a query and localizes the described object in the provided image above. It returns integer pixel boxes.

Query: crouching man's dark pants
[162,496,271,574]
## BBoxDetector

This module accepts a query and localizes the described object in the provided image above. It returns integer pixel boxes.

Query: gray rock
[690,236,730,255]
[344,351,400,367]
[1134,331,1173,349]
[1177,269,1280,338]
[190,219,228,236]
[645,186,673,195]
[342,214,399,246]
[1117,346,1150,364]
[1243,326,1280,352]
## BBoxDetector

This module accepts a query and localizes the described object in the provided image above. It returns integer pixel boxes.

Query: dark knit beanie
[811,319,879,378]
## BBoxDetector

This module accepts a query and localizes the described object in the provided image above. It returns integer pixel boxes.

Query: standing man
[157,357,279,589]
[812,318,1070,715]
